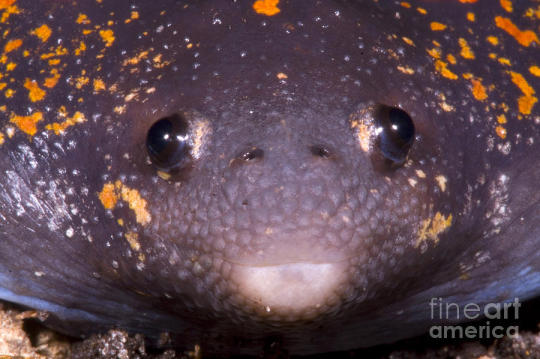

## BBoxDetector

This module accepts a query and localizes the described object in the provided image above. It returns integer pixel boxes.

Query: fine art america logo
[429,297,521,339]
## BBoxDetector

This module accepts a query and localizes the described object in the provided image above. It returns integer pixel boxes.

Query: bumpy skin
[0,0,539,355]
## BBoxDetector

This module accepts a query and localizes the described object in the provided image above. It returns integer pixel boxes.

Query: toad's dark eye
[146,113,192,173]
[374,105,415,166]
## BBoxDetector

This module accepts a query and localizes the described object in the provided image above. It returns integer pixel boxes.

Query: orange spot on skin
[446,54,456,65]
[3,38,22,53]
[0,0,16,9]
[400,2,411,8]
[98,181,152,225]
[74,41,86,56]
[43,69,60,88]
[430,22,447,31]
[497,57,511,66]
[0,0,19,23]
[99,29,115,47]
[10,112,44,136]
[93,78,106,92]
[416,212,453,248]
[23,78,46,102]
[458,38,475,59]
[45,111,86,135]
[508,71,537,115]
[530,66,540,77]
[74,76,89,89]
[31,24,52,43]
[397,65,415,75]
[125,232,141,252]
[253,0,280,16]
[470,78,488,101]
[459,0,477,2]
[99,183,118,210]
[497,114,507,124]
[427,47,441,59]
[495,16,539,47]
[487,36,499,45]
[76,13,90,24]
[434,60,458,80]
[402,37,415,46]
[417,7,427,15]
[500,0,513,13]
[466,12,475,22]
[495,126,507,139]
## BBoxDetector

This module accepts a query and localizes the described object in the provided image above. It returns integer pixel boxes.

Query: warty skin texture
[0,0,539,355]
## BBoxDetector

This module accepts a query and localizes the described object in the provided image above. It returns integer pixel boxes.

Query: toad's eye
[374,105,415,166]
[146,113,192,174]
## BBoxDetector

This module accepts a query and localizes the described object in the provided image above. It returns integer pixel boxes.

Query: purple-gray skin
[0,0,538,356]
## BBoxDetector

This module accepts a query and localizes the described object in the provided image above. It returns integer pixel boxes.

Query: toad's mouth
[227,260,350,320]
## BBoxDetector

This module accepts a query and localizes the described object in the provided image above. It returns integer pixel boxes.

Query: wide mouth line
[218,256,352,268]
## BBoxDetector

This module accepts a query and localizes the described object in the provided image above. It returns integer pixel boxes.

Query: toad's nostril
[310,145,331,159]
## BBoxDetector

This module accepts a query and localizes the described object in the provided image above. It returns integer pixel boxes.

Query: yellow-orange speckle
[43,69,60,88]
[99,181,152,225]
[466,12,475,22]
[99,29,115,47]
[4,88,14,98]
[74,41,86,56]
[119,182,151,225]
[400,2,411,8]
[426,47,441,59]
[416,212,453,248]
[76,13,90,24]
[500,0,513,13]
[458,38,475,59]
[93,78,106,92]
[0,0,16,9]
[24,78,46,102]
[3,38,22,53]
[253,0,280,16]
[497,114,507,124]
[446,54,456,65]
[434,60,458,80]
[430,22,447,31]
[276,72,288,79]
[508,71,537,115]
[495,16,539,47]
[417,7,427,15]
[45,111,87,135]
[0,0,19,23]
[397,65,415,75]
[402,37,415,46]
[125,232,141,252]
[31,24,52,43]
[470,78,488,101]
[5,61,15,71]
[497,57,511,66]
[74,76,89,89]
[487,36,499,45]
[530,66,540,77]
[495,125,507,139]
[10,112,44,136]
[99,183,118,210]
